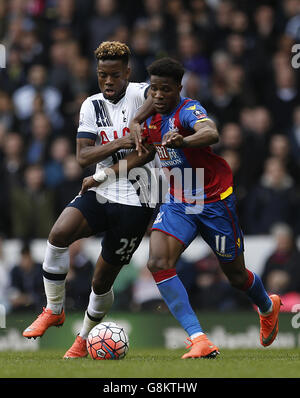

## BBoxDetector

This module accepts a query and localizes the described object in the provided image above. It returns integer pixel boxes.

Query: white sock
[42,241,69,315]
[190,332,204,340]
[43,278,65,314]
[79,288,114,339]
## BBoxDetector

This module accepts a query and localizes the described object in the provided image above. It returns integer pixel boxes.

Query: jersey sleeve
[180,100,210,130]
[77,98,98,141]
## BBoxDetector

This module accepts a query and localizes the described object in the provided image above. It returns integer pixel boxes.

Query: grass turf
[0,348,299,379]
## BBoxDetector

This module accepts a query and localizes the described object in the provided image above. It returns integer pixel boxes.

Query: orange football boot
[63,335,88,359]
[23,307,65,339]
[182,334,220,359]
[259,294,282,347]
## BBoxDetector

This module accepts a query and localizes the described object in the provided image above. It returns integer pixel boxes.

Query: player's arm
[80,143,156,194]
[129,94,156,156]
[76,135,136,168]
[162,119,219,149]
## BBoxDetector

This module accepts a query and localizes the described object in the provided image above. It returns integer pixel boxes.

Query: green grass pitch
[0,348,299,379]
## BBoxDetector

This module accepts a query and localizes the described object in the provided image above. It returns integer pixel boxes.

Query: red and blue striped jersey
[143,97,233,203]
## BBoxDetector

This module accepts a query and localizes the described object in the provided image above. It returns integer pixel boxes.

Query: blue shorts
[151,194,244,263]
[67,191,154,265]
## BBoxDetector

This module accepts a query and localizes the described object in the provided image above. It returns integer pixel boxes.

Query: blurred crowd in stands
[0,0,299,313]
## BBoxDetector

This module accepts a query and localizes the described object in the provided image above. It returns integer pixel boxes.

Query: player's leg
[63,254,118,359]
[219,253,282,347]
[200,193,281,347]
[82,203,154,330]
[219,253,272,313]
[76,255,121,340]
[148,205,219,358]
[23,193,97,339]
[64,203,154,358]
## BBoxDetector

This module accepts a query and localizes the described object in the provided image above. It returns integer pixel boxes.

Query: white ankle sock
[79,289,114,339]
[190,332,204,340]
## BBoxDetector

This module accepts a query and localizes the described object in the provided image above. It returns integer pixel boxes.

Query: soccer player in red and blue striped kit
[139,57,282,358]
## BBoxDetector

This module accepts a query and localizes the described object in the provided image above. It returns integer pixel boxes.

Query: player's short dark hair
[94,41,131,64]
[147,57,185,84]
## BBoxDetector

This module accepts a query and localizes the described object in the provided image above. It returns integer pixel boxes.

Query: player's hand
[80,176,100,195]
[129,120,143,156]
[162,131,185,148]
[118,134,136,149]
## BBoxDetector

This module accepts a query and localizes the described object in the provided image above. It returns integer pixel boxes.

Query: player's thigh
[197,194,244,264]
[101,205,153,267]
[49,206,93,247]
[147,229,184,272]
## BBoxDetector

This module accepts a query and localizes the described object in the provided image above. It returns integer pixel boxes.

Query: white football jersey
[77,82,158,207]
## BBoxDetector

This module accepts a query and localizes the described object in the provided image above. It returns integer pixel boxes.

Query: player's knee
[147,255,170,273]
[48,224,70,247]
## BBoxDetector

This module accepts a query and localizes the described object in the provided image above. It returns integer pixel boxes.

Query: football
[86,321,129,360]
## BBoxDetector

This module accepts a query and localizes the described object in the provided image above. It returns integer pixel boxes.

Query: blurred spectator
[268,133,300,183]
[181,71,203,101]
[87,0,125,54]
[137,0,166,53]
[129,25,155,82]
[132,266,165,312]
[10,163,56,239]
[202,77,241,126]
[44,136,72,188]
[220,149,247,226]
[0,132,25,236]
[48,40,73,95]
[54,154,84,217]
[8,242,44,312]
[240,106,273,187]
[12,64,63,129]
[217,122,244,153]
[177,33,211,83]
[0,90,17,131]
[26,111,52,164]
[189,251,251,311]
[289,106,300,169]
[65,239,94,311]
[0,131,25,184]
[266,64,300,130]
[245,157,299,235]
[261,223,300,310]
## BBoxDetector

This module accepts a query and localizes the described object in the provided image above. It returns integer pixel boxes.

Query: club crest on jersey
[193,109,207,120]
[169,117,179,133]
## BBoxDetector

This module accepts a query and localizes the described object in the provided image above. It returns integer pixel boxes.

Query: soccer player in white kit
[22,42,157,358]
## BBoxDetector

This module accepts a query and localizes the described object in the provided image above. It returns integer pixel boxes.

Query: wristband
[92,169,108,183]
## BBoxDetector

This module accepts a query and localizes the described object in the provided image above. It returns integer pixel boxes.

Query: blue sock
[244,270,272,313]
[152,269,203,337]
